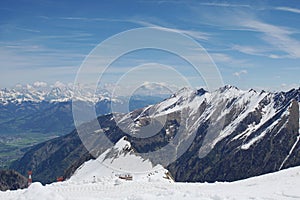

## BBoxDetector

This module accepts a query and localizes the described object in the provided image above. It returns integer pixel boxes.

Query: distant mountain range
[0,83,167,168]
[10,85,300,185]
[0,83,167,135]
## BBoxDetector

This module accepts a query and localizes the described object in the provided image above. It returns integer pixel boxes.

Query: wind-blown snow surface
[1,166,300,200]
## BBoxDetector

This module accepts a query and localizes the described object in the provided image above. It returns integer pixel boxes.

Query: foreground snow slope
[1,166,300,200]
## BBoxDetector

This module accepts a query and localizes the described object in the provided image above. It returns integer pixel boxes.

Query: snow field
[1,166,300,200]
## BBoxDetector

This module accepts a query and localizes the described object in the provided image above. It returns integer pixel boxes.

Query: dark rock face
[0,170,27,191]
[10,87,300,184]
[10,130,91,184]
[168,93,300,182]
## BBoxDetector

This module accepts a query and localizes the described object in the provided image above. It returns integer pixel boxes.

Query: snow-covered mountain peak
[218,84,240,92]
[118,84,300,163]
[0,83,114,104]
[69,137,173,183]
[103,136,133,161]
[248,88,257,93]
[114,136,131,151]
[195,88,207,96]
[170,86,193,98]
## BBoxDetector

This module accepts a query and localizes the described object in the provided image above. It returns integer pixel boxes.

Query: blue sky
[1,0,300,92]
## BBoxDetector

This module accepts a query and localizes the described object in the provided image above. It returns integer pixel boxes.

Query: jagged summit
[218,84,239,92]
[195,88,207,96]
[171,85,239,99]
[170,86,193,98]
[248,88,257,93]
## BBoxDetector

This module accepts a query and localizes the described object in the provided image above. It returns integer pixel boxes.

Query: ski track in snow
[1,166,300,200]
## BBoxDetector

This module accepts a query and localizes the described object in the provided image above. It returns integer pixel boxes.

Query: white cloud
[187,6,300,59]
[231,45,288,59]
[179,29,210,41]
[236,19,300,58]
[59,16,137,24]
[232,45,264,56]
[233,70,248,78]
[275,7,300,14]
[268,54,286,59]
[15,27,40,33]
[132,20,210,40]
[199,2,252,8]
[210,53,232,63]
